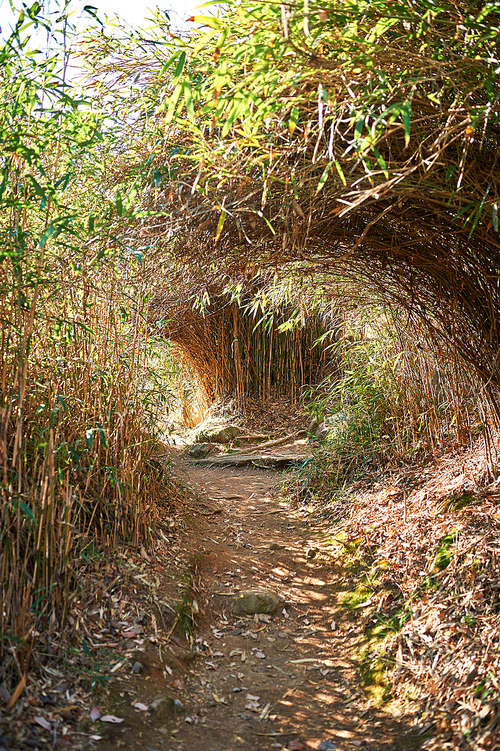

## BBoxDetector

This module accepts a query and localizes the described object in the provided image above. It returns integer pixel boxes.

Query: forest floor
[89,453,422,751]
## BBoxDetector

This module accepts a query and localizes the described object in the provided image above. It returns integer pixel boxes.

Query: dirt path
[97,460,421,751]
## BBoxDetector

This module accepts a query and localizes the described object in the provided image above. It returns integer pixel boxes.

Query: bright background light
[0,0,199,39]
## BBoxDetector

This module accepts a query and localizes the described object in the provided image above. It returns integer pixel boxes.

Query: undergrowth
[293,307,494,510]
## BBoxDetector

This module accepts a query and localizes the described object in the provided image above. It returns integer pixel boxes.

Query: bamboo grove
[0,7,181,677]
[1,0,500,694]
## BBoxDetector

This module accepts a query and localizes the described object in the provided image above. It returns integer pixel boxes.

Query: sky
[0,0,200,39]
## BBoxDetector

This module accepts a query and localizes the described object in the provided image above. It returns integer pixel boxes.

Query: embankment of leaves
[298,437,500,750]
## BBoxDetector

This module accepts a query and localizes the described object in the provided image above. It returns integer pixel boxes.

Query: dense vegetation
[1,0,500,745]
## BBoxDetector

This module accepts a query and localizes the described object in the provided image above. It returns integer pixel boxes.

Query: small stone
[132,661,143,674]
[233,589,279,615]
[306,548,317,559]
[238,712,252,721]
[269,542,283,551]
[319,741,337,751]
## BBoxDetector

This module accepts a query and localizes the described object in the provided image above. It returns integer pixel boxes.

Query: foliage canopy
[82,0,500,407]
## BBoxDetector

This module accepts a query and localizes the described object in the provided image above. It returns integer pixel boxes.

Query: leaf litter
[321,435,500,750]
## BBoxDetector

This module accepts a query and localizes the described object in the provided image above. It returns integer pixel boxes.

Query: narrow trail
[98,459,420,751]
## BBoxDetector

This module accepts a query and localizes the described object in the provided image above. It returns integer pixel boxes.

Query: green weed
[445,492,475,512]
[434,529,460,571]
[359,648,394,704]
[174,554,201,640]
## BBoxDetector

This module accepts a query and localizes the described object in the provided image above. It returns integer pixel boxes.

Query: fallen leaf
[6,675,26,710]
[100,715,124,723]
[288,742,305,751]
[34,716,51,731]
[245,694,260,701]
[132,702,149,711]
[90,707,100,722]
[212,693,227,704]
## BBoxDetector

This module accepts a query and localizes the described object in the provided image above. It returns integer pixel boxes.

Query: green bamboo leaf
[402,101,411,147]
[468,183,491,237]
[115,192,123,217]
[215,209,227,241]
[289,106,299,136]
[39,224,55,248]
[86,428,93,450]
[97,423,107,448]
[446,165,456,182]
[186,14,222,29]
[19,500,35,521]
[173,51,187,81]
[260,213,276,235]
[163,82,183,126]
[221,97,246,138]
[316,163,330,193]
[334,160,347,187]
[372,147,389,179]
[56,394,67,411]
[354,116,364,142]
[26,175,47,204]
